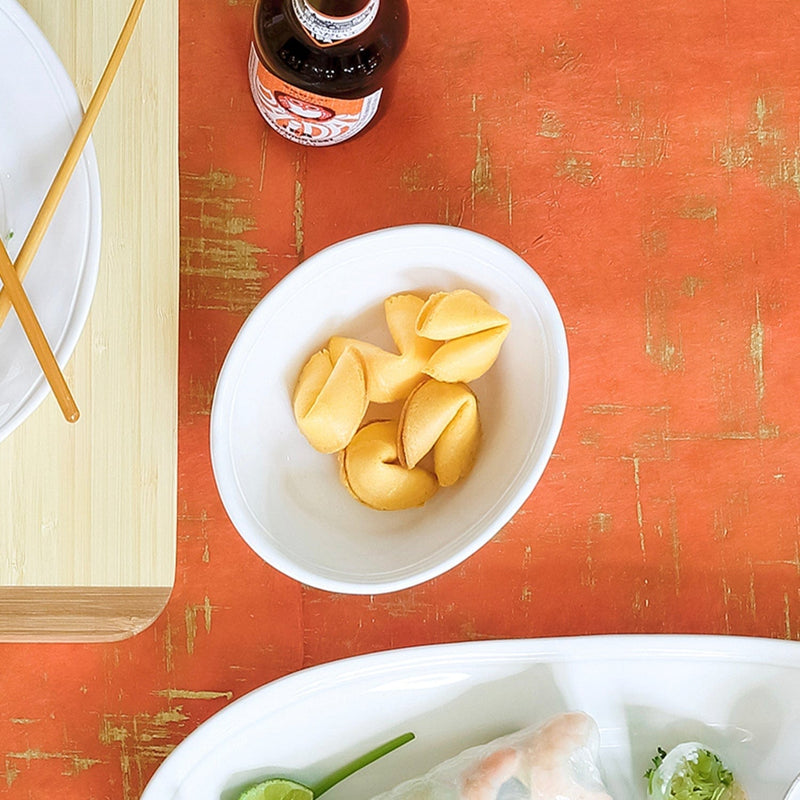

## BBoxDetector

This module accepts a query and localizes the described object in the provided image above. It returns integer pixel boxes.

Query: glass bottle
[249,0,409,147]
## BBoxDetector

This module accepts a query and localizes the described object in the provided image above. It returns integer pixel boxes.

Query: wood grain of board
[0,0,177,641]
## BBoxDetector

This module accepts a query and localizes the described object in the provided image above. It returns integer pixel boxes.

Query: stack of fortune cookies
[292,289,510,510]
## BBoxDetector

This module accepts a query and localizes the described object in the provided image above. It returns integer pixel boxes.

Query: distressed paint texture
[3,0,800,796]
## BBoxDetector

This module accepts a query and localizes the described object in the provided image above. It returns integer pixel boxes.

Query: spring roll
[370,712,613,800]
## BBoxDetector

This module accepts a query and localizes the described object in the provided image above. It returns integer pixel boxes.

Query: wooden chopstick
[0,241,79,422]
[0,0,147,330]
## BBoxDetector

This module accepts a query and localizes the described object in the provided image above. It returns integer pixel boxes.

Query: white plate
[142,635,800,799]
[0,0,101,440]
[210,224,569,594]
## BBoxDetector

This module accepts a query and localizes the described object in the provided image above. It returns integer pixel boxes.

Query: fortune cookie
[340,420,439,510]
[292,345,368,453]
[329,294,440,403]
[416,289,510,383]
[397,378,481,487]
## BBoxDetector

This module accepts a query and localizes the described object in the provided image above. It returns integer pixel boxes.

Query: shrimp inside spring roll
[369,712,613,800]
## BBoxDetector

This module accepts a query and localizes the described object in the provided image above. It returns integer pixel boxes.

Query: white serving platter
[0,0,101,441]
[141,635,800,799]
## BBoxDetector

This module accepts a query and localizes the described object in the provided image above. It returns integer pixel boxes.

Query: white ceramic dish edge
[141,634,800,800]
[210,224,569,594]
[0,0,102,441]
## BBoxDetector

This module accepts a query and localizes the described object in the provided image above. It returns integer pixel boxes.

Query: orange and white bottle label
[248,44,382,147]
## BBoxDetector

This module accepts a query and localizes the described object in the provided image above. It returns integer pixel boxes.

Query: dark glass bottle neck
[306,0,371,17]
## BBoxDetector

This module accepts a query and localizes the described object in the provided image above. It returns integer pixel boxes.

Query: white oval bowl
[210,225,569,594]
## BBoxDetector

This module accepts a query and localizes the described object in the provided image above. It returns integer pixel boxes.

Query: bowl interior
[211,226,568,593]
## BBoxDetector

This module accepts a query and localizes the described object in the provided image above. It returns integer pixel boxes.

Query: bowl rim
[210,223,569,594]
[0,0,102,442]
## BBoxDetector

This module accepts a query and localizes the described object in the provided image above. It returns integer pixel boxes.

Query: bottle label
[248,44,382,146]
[291,0,379,45]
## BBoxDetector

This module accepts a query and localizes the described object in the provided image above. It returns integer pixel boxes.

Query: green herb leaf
[647,745,736,800]
[645,747,668,794]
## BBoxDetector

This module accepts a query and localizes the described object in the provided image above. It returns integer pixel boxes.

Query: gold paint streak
[641,228,667,256]
[721,577,732,634]
[716,95,799,196]
[154,689,233,701]
[796,537,800,578]
[681,276,704,297]
[590,512,612,534]
[202,594,213,632]
[556,152,594,185]
[185,605,198,655]
[181,237,264,279]
[185,375,216,415]
[717,139,753,171]
[179,505,212,559]
[185,595,215,654]
[163,618,174,673]
[713,509,728,540]
[187,168,236,193]
[670,499,681,593]
[258,130,268,193]
[631,586,649,616]
[714,492,750,542]
[522,544,532,567]
[586,404,626,415]
[675,195,717,220]
[401,164,426,192]
[785,592,792,639]
[3,750,100,782]
[471,121,494,200]
[775,148,800,195]
[293,179,304,257]
[758,421,780,438]
[521,585,532,602]
[665,428,778,442]
[624,455,645,555]
[753,95,781,147]
[748,567,757,620]
[644,283,684,372]
[583,516,601,589]
[619,101,668,168]
[753,558,800,568]
[439,195,451,225]
[581,552,594,588]
[537,110,564,139]
[100,708,188,800]
[181,168,268,313]
[750,290,765,403]
[550,37,582,71]
[580,429,600,446]
[505,167,513,226]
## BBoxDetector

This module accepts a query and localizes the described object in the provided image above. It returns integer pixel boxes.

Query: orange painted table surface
[3,0,800,795]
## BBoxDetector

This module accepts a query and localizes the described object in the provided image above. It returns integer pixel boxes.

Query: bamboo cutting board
[0,0,177,640]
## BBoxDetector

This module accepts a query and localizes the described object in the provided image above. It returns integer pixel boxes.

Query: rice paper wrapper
[370,712,613,800]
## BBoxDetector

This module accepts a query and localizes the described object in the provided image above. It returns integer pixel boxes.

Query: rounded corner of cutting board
[0,0,179,645]
[0,585,175,642]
